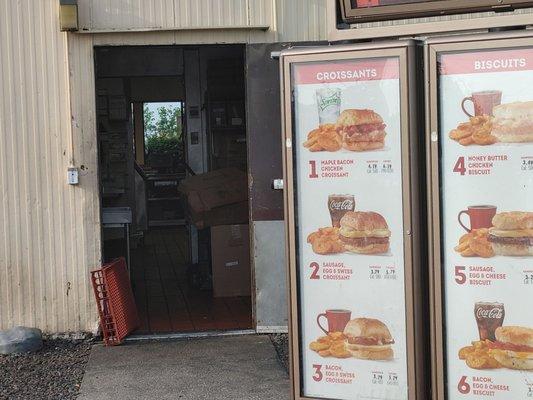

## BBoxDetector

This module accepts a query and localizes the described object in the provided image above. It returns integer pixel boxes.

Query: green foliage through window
[144,103,183,157]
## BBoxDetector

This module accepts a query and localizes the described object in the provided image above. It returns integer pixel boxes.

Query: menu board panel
[352,0,438,7]
[438,47,533,399]
[290,56,409,400]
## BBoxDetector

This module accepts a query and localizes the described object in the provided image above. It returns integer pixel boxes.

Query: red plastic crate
[91,258,140,345]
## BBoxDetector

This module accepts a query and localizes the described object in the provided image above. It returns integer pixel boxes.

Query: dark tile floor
[130,228,252,334]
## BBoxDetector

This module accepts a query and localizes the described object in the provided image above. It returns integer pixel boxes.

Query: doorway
[95,45,252,335]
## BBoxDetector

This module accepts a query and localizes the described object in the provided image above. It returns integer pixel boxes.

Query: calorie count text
[523,270,533,285]
[522,158,533,171]
[372,371,399,386]
[367,160,394,174]
[370,266,397,280]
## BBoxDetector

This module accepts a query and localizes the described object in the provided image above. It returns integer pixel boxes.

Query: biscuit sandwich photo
[489,326,533,370]
[488,211,533,256]
[492,101,533,143]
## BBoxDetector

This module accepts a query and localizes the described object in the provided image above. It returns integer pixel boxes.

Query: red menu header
[440,48,533,75]
[293,58,400,85]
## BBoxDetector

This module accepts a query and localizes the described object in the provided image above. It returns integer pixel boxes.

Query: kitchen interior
[94,45,252,334]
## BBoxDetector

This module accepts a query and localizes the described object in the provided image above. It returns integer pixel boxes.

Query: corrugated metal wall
[276,0,327,42]
[76,0,327,42]
[0,0,326,333]
[0,0,101,333]
[78,0,273,31]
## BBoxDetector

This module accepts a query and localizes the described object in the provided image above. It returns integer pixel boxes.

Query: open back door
[281,41,426,400]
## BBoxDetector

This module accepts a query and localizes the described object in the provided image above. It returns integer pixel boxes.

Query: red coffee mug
[458,205,497,232]
[461,90,502,117]
[317,309,352,335]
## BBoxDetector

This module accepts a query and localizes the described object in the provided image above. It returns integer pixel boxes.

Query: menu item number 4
[449,97,533,146]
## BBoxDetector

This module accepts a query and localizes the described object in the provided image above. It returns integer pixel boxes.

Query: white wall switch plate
[67,167,79,185]
[272,179,284,190]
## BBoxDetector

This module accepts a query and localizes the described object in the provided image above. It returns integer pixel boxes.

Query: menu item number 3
[310,315,395,361]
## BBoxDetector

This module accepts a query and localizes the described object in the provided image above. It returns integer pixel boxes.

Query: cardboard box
[178,167,247,211]
[178,168,248,228]
[211,224,251,298]
[188,201,248,230]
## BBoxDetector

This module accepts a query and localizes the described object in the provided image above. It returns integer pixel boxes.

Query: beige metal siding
[0,0,326,333]
[0,0,100,333]
[78,0,273,31]
[276,0,327,42]
[77,0,326,42]
[79,0,176,30]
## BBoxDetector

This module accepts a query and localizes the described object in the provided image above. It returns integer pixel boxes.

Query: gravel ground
[0,339,93,400]
[270,334,289,374]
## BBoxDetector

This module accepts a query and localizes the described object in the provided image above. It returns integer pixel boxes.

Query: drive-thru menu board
[438,48,533,399]
[291,57,408,400]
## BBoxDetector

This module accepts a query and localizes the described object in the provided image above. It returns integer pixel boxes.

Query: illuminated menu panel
[352,0,438,7]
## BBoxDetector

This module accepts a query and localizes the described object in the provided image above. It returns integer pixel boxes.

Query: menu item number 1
[303,109,387,153]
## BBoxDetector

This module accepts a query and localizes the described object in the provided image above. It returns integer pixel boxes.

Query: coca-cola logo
[329,200,354,211]
[476,307,504,320]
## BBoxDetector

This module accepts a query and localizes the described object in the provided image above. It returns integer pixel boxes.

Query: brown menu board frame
[340,0,533,24]
[280,41,426,400]
[426,30,533,400]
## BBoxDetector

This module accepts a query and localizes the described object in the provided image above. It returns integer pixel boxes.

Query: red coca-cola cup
[458,205,497,232]
[317,309,352,335]
[461,90,502,117]
[328,195,355,228]
[474,302,505,341]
